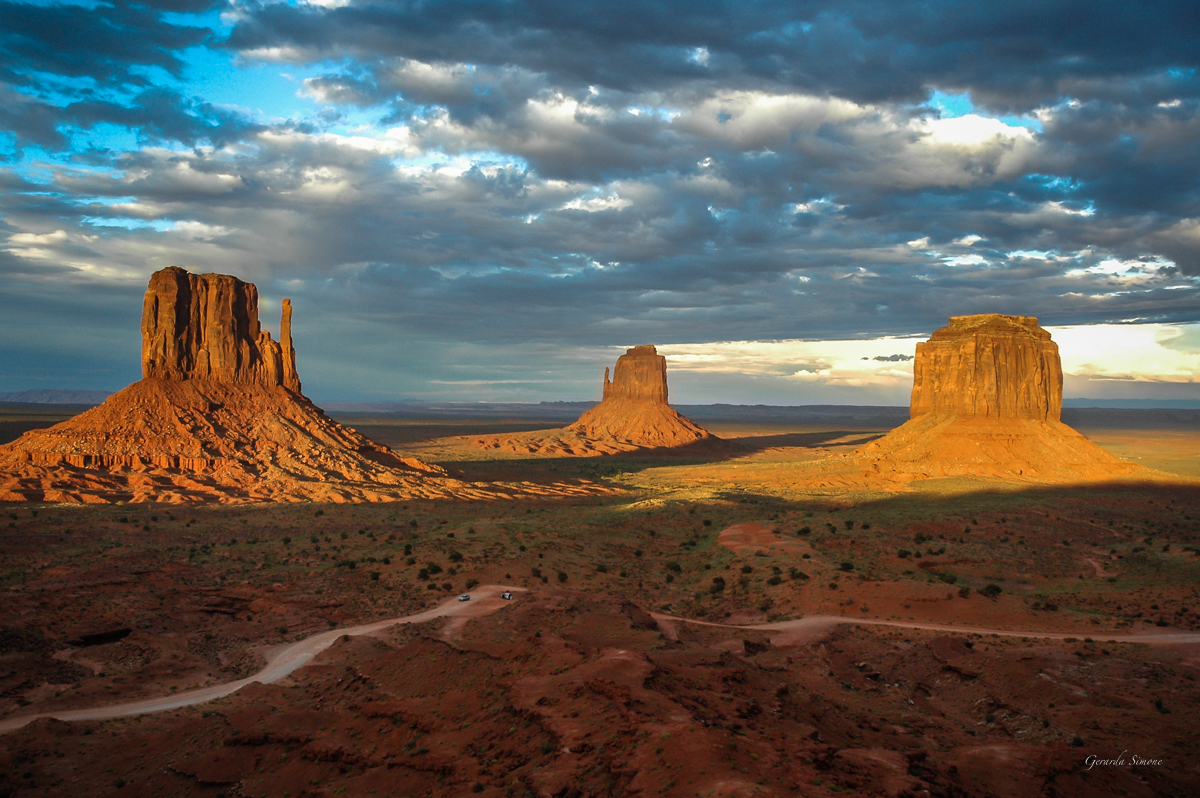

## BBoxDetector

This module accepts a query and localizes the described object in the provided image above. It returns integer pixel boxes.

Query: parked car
[458,594,470,602]
[501,591,513,600]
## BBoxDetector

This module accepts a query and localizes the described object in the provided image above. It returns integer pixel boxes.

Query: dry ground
[1,405,1198,796]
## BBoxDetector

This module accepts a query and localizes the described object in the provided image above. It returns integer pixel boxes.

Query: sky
[2,0,1200,405]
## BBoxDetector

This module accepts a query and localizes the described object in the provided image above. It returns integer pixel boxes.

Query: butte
[818,314,1160,486]
[473,345,713,455]
[0,266,490,504]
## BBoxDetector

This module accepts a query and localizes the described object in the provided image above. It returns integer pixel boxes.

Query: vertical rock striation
[141,266,301,392]
[601,344,670,403]
[910,314,1061,421]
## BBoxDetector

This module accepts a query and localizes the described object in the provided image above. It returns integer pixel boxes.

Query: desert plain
[1,400,1199,798]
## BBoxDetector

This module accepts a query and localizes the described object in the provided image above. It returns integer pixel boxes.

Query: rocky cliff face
[602,345,670,403]
[910,314,1061,421]
[141,266,301,393]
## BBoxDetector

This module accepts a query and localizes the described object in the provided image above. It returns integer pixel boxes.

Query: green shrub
[981,583,1002,599]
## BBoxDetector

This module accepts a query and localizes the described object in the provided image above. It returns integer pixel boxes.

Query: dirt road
[0,584,519,735]
[653,611,1200,647]
[5,585,1199,735]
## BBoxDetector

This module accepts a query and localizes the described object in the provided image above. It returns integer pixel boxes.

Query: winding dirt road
[4,584,1198,735]
[0,584,520,735]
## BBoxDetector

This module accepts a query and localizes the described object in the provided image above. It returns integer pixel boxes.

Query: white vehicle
[500,591,513,600]
[458,594,471,602]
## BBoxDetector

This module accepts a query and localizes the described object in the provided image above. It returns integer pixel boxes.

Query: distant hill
[0,390,112,405]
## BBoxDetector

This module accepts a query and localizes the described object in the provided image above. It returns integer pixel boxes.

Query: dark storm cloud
[228,0,1200,107]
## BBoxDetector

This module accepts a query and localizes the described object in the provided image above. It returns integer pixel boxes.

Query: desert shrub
[596,563,608,573]
[403,543,412,555]
[531,567,541,578]
[703,519,712,527]
[898,549,911,558]
[666,561,682,573]
[981,583,1002,599]
[426,562,444,575]
[557,571,568,583]
[839,561,854,571]
[797,526,811,536]
[417,568,430,580]
[449,550,464,562]
[938,572,956,584]
[767,575,782,586]
[741,564,753,574]
[844,520,854,530]
[789,567,809,580]
[336,559,356,569]
[709,576,726,594]
[914,532,928,544]
[441,582,452,590]
[465,578,479,589]
[634,549,643,558]
[861,522,871,530]
[370,571,380,581]
[958,586,971,598]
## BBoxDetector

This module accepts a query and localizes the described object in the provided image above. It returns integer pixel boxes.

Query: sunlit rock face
[829,314,1152,486]
[141,266,301,393]
[910,314,1062,422]
[601,344,670,403]
[569,345,711,449]
[0,267,491,505]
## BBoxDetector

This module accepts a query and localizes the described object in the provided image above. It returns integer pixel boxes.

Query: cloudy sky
[2,0,1200,404]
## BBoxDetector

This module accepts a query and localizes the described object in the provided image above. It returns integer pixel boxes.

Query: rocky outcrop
[141,266,301,392]
[600,344,669,403]
[823,314,1153,486]
[0,267,516,504]
[910,314,1061,421]
[568,345,711,449]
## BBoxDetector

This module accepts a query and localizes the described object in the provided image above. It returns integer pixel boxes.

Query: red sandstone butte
[568,345,711,448]
[0,267,491,504]
[843,314,1152,485]
[141,266,301,392]
[910,314,1062,421]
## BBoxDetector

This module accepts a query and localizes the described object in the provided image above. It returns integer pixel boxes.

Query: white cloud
[1050,323,1200,383]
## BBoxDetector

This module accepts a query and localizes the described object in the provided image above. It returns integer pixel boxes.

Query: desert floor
[1,404,1198,797]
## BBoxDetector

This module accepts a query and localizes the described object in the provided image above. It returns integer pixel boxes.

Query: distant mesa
[0,266,501,504]
[836,314,1154,485]
[568,345,711,448]
[473,345,713,456]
